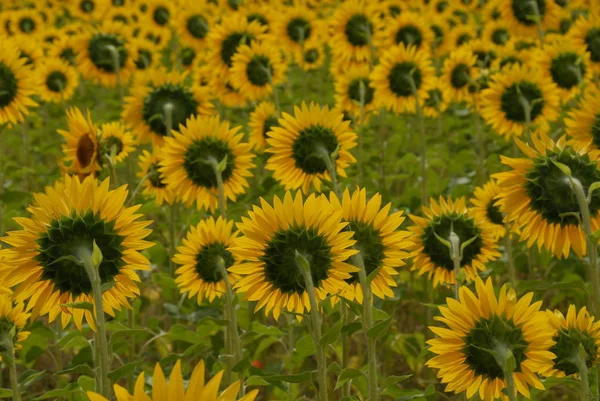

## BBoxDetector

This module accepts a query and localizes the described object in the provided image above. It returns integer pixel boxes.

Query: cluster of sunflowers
[1,0,600,400]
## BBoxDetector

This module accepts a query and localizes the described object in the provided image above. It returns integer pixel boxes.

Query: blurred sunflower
[334,64,377,124]
[565,87,600,151]
[248,101,278,151]
[229,191,358,320]
[8,8,44,36]
[429,14,450,56]
[422,77,449,118]
[98,121,135,164]
[427,277,555,400]
[482,20,512,48]
[441,47,478,104]
[88,360,258,401]
[294,39,326,71]
[49,35,78,66]
[265,102,357,194]
[0,41,38,126]
[210,75,249,108]
[470,180,506,240]
[569,13,600,73]
[160,114,255,211]
[68,0,106,21]
[174,217,240,304]
[375,12,433,53]
[479,64,560,139]
[174,1,214,48]
[465,39,497,70]
[408,197,501,287]
[273,5,319,55]
[329,0,380,64]
[137,150,174,205]
[494,134,600,259]
[492,44,526,71]
[0,175,152,329]
[144,0,173,34]
[447,24,476,48]
[330,188,411,303]
[241,2,274,33]
[131,37,160,71]
[0,289,30,359]
[370,44,436,114]
[35,58,79,104]
[499,0,561,36]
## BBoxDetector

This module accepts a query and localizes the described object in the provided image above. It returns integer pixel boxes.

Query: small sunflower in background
[131,37,160,71]
[500,0,561,36]
[0,289,30,359]
[241,2,274,33]
[329,0,380,64]
[565,87,600,151]
[35,58,79,104]
[294,39,326,71]
[429,14,450,56]
[569,13,600,73]
[210,74,249,108]
[375,12,433,53]
[427,277,555,400]
[174,1,215,49]
[0,41,38,126]
[265,102,357,194]
[482,20,512,48]
[160,114,255,212]
[494,133,600,259]
[8,8,45,36]
[334,64,377,124]
[174,217,240,304]
[144,0,174,35]
[137,150,174,205]
[479,64,560,139]
[441,47,478,104]
[9,34,44,68]
[447,24,476,48]
[248,101,278,151]
[330,188,412,303]
[98,122,135,164]
[229,191,358,320]
[465,38,497,70]
[135,26,168,49]
[58,107,101,177]
[422,77,449,118]
[470,180,506,240]
[0,175,153,329]
[492,44,526,71]
[49,35,78,66]
[370,44,436,114]
[68,0,106,22]
[230,41,287,102]
[408,197,501,287]
[273,5,319,55]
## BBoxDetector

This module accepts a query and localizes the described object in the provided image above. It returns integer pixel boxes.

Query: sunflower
[565,87,600,151]
[440,47,478,104]
[230,41,287,102]
[408,197,501,288]
[122,68,213,146]
[329,0,380,64]
[8,8,45,36]
[248,101,278,151]
[35,58,79,104]
[49,35,78,66]
[370,43,436,114]
[494,133,600,259]
[482,20,512,48]
[430,14,450,56]
[144,0,174,33]
[88,359,258,401]
[160,114,255,211]
[492,44,526,71]
[374,12,433,53]
[294,39,326,71]
[75,21,137,88]
[499,0,561,36]
[334,64,378,124]
[447,24,477,48]
[329,188,411,303]
[68,0,106,21]
[210,74,249,108]
[479,64,560,139]
[0,41,37,126]
[9,33,44,68]
[229,191,358,320]
[131,37,159,71]
[427,277,555,400]
[422,77,449,118]
[137,150,174,206]
[568,13,600,73]
[58,107,101,177]
[174,1,215,48]
[0,175,152,329]
[0,289,30,359]
[465,38,498,70]
[99,121,135,164]
[241,2,274,33]
[470,180,506,240]
[174,217,240,304]
[265,102,357,194]
[273,5,319,55]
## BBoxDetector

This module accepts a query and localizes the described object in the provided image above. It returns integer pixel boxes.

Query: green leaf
[55,364,94,377]
[232,356,252,373]
[587,182,600,204]
[19,370,47,391]
[218,155,228,173]
[61,301,94,312]
[367,313,393,339]
[334,368,365,390]
[263,371,314,384]
[108,358,144,381]
[246,376,270,386]
[431,228,451,250]
[292,335,316,365]
[551,159,572,177]
[381,374,413,390]
[33,383,80,400]
[0,389,11,399]
[100,281,116,293]
[169,324,204,345]
[0,190,28,204]
[92,240,103,268]
[460,234,479,254]
[319,318,342,347]
[48,255,82,267]
[251,322,284,337]
[366,266,383,284]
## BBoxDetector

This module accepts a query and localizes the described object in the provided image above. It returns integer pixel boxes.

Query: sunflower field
[2,0,600,400]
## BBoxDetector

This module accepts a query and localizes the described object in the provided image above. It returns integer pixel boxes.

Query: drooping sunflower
[330,188,412,303]
[137,150,174,206]
[58,107,101,177]
[0,289,30,359]
[0,41,37,126]
[173,1,215,48]
[375,12,433,53]
[422,77,449,118]
[98,121,135,164]
[122,68,213,145]
[160,114,255,211]
[565,87,600,151]
[229,191,358,320]
[0,175,153,329]
[499,0,561,36]
[470,180,506,240]
[230,42,287,102]
[273,5,319,55]
[174,217,240,304]
[568,13,600,73]
[8,8,45,36]
[329,0,380,64]
[248,101,278,151]
[427,277,555,400]
[334,64,377,124]
[265,102,357,194]
[370,43,436,114]
[494,133,600,259]
[441,47,478,104]
[35,58,79,104]
[408,197,501,287]
[479,64,560,139]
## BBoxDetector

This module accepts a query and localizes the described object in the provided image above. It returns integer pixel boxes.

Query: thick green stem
[2,332,21,401]
[408,75,428,207]
[106,45,123,103]
[207,157,227,217]
[340,301,351,398]
[316,145,340,198]
[357,80,366,185]
[127,308,135,391]
[168,203,177,275]
[505,230,516,288]
[163,103,174,137]
[450,232,462,299]
[472,96,486,185]
[529,0,545,46]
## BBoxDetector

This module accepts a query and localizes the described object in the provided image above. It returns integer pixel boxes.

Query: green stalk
[127,308,135,391]
[208,157,227,218]
[529,0,545,46]
[126,173,149,207]
[408,74,428,207]
[472,95,486,185]
[168,203,177,275]
[340,301,351,398]
[316,145,340,198]
[449,232,462,299]
[106,45,124,103]
[357,80,367,185]
[264,65,280,115]
[505,229,516,288]
[2,331,21,401]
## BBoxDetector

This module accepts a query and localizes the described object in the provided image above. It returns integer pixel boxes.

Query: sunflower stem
[529,0,545,47]
[1,330,21,401]
[340,301,351,398]
[517,86,533,145]
[576,345,591,401]
[105,45,123,103]
[505,229,517,288]
[408,74,429,207]
[357,80,366,185]
[295,251,328,401]
[472,95,486,185]
[449,232,462,299]
[126,173,149,206]
[127,308,135,392]
[264,65,280,115]
[168,203,177,275]
[163,102,174,137]
[207,156,228,218]
[316,145,340,198]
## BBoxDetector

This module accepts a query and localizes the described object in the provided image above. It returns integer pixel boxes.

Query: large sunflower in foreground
[174,217,240,304]
[427,277,555,400]
[137,150,174,206]
[479,64,560,139]
[499,0,561,36]
[229,191,358,320]
[0,175,153,329]
[408,197,501,287]
[565,87,600,151]
[334,64,378,124]
[470,180,506,240]
[160,114,255,212]
[35,58,79,104]
[0,289,30,359]
[265,102,357,194]
[248,101,278,151]
[494,134,600,259]
[88,360,258,401]
[0,41,37,126]
[330,188,412,303]
[329,0,380,64]
[58,107,101,177]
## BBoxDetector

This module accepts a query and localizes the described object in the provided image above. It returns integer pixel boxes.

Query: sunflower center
[287,17,311,43]
[389,5,401,17]
[500,81,544,123]
[511,0,546,26]
[304,48,319,63]
[147,162,167,188]
[499,56,523,69]
[474,50,496,69]
[388,62,421,98]
[261,227,333,294]
[585,29,600,63]
[80,0,95,13]
[263,116,278,138]
[525,148,600,226]
[395,25,423,48]
[18,50,33,66]
[142,84,199,136]
[18,17,35,33]
[345,221,385,284]
[486,201,504,225]
[247,13,268,27]
[450,64,471,89]
[463,315,529,380]
[195,242,235,283]
[228,0,241,10]
[183,138,236,188]
[550,52,585,89]
[456,33,472,46]
[551,327,599,375]
[348,77,374,105]
[113,0,125,5]
[424,88,443,109]
[247,55,272,86]
[292,125,339,175]
[88,34,127,73]
[187,15,209,39]
[221,32,254,67]
[135,49,152,69]
[422,213,483,272]
[345,14,373,46]
[60,48,76,65]
[153,6,170,26]
[435,0,449,12]
[46,71,67,93]
[0,63,18,108]
[36,211,124,297]
[179,47,196,67]
[77,134,96,169]
[491,28,510,45]
[102,136,124,157]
